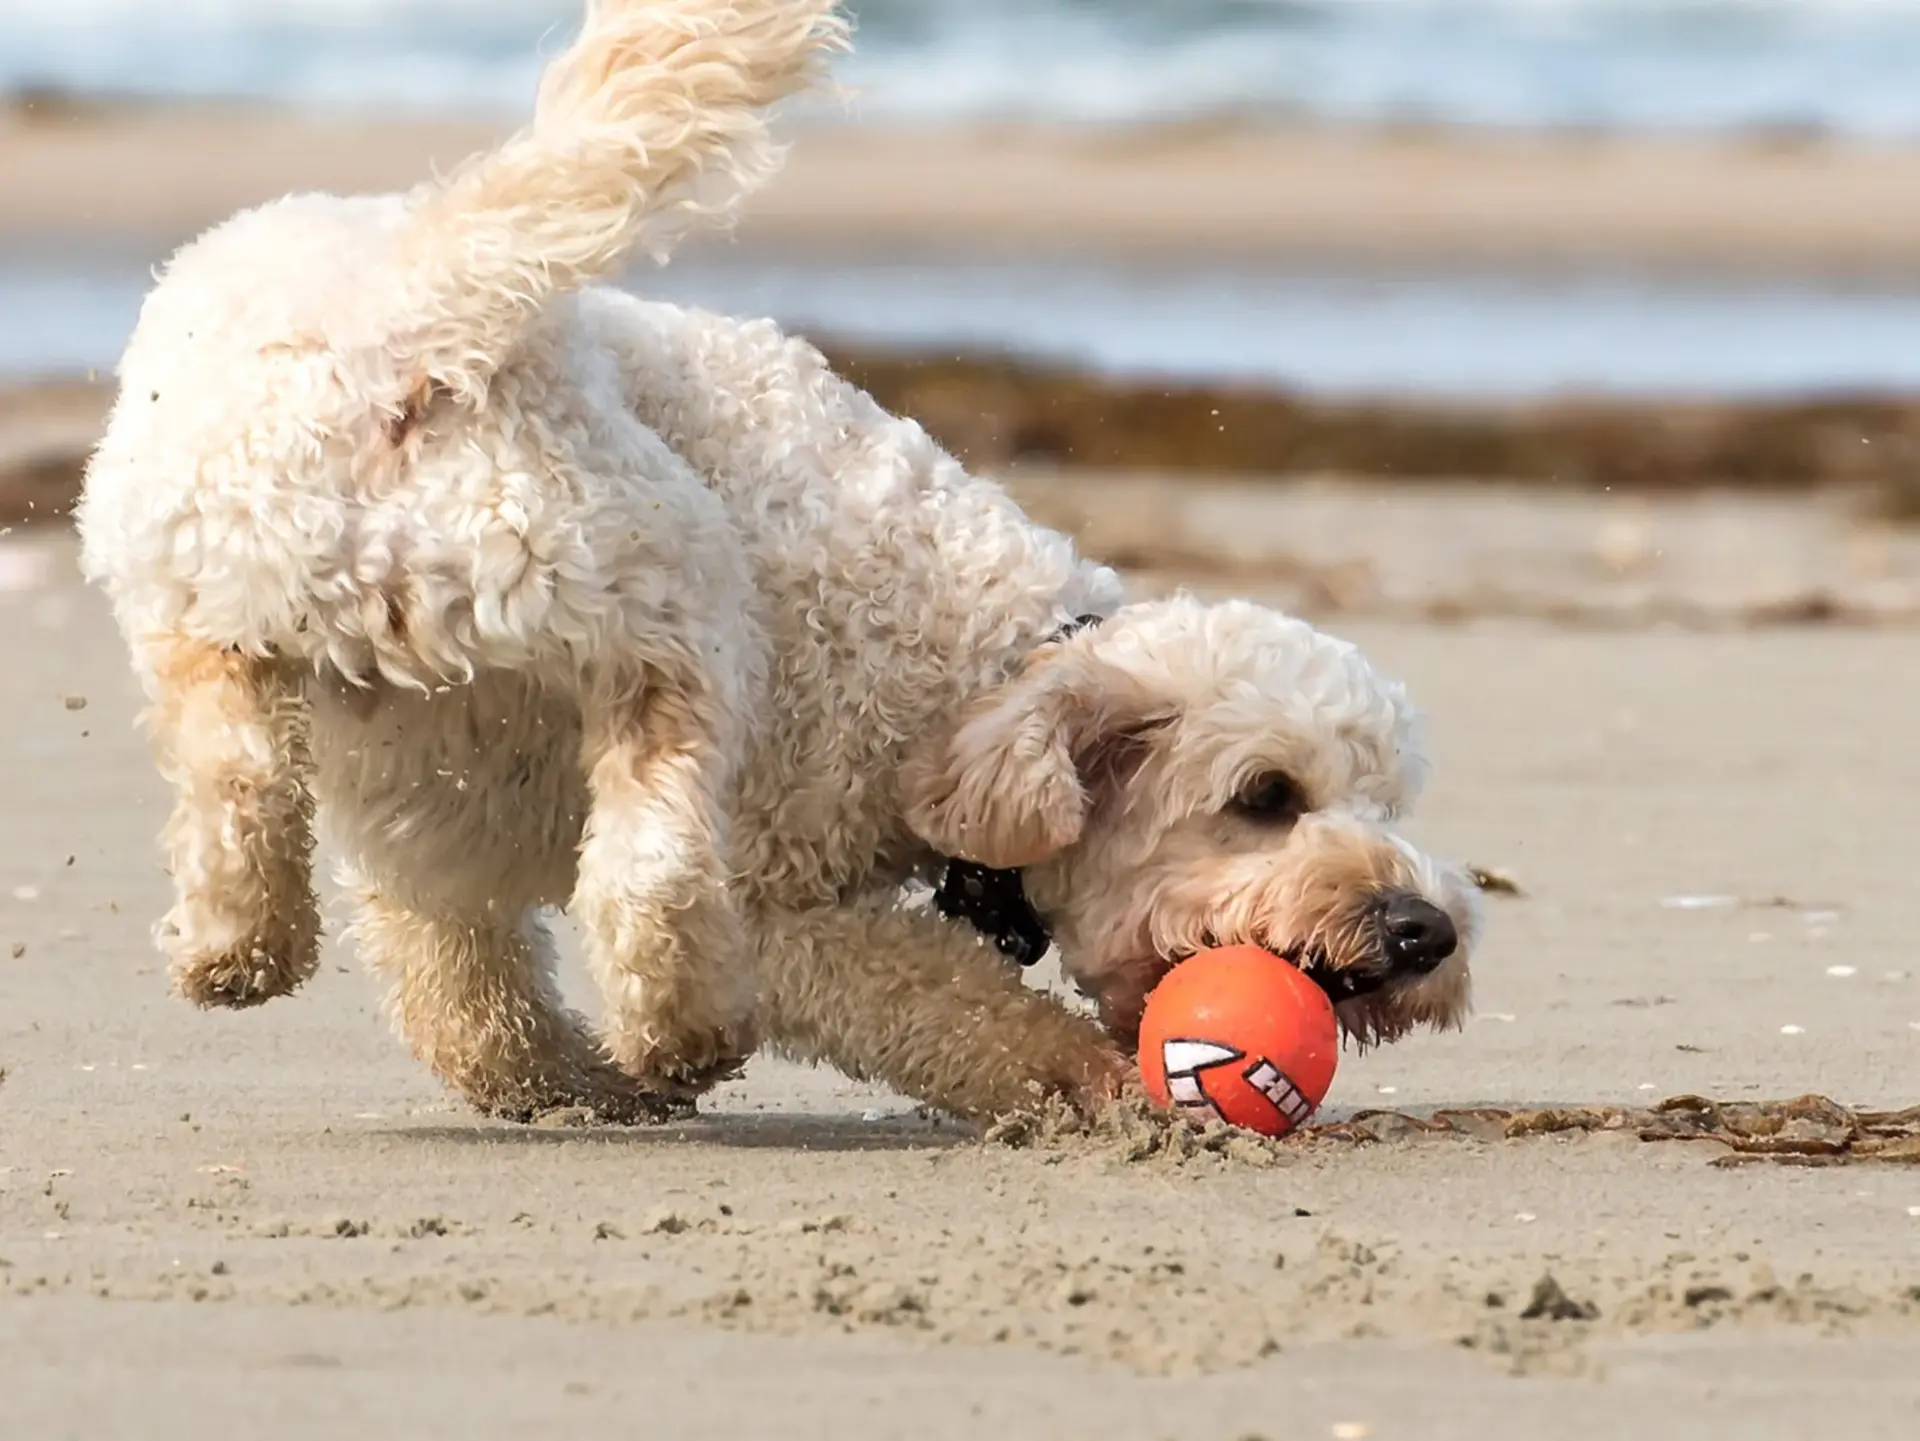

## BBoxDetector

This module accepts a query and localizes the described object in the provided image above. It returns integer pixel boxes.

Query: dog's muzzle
[1292,889,1459,1005]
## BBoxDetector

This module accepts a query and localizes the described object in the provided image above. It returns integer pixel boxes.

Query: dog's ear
[901,643,1162,869]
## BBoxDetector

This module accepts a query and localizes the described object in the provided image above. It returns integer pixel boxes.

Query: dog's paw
[1074,1045,1144,1113]
[1006,1042,1138,1123]
[595,963,759,1098]
[610,1041,757,1102]
[606,1017,758,1101]
[441,1054,689,1128]
[166,924,318,1010]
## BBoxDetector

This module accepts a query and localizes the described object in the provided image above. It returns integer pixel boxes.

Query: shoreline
[14,359,1920,517]
[10,364,1920,630]
[9,106,1920,280]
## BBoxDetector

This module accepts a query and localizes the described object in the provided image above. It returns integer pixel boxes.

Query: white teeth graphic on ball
[1162,1040,1240,1077]
[1242,1058,1315,1126]
[1162,1038,1310,1125]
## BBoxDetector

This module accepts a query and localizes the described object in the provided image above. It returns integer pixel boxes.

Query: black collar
[932,612,1106,967]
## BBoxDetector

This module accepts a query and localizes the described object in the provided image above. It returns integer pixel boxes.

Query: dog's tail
[397,0,846,405]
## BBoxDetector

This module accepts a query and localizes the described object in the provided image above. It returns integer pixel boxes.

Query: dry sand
[3,527,1918,1437]
[1008,468,1920,628]
[10,105,1920,279]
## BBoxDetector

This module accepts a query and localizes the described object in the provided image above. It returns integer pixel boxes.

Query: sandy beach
[3,520,1919,1436]
[9,105,1920,279]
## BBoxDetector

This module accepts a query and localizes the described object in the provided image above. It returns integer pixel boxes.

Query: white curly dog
[77,0,1480,1126]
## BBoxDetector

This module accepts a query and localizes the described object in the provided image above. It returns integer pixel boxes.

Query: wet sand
[2,528,1917,1435]
[9,105,1920,279]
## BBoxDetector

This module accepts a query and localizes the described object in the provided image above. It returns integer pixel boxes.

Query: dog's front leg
[572,675,758,1098]
[137,634,320,1008]
[754,896,1131,1123]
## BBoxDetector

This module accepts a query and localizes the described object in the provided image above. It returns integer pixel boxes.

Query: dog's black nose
[1378,894,1458,972]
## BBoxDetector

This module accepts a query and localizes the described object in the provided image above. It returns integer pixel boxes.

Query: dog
[76,0,1480,1126]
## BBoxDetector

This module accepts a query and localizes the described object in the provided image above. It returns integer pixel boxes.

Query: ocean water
[13,253,1920,399]
[8,0,1920,137]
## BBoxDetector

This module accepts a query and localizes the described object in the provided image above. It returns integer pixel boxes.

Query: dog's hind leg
[138,634,320,1009]
[343,871,675,1124]
[572,672,760,1100]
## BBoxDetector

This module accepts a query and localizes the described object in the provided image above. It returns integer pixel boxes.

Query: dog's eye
[1230,772,1306,824]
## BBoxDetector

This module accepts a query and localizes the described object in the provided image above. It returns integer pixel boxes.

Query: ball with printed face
[1137,945,1340,1137]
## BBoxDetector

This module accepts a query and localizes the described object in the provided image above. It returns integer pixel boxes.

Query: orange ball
[1137,944,1340,1137]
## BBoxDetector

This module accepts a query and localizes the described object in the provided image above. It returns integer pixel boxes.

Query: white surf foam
[10,1,1920,135]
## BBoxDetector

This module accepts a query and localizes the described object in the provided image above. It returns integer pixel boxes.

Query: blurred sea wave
[8,0,1920,137]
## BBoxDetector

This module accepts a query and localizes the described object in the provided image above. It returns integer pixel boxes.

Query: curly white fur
[76,0,1479,1125]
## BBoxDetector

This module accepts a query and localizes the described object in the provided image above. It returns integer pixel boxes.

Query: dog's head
[903,595,1479,1049]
